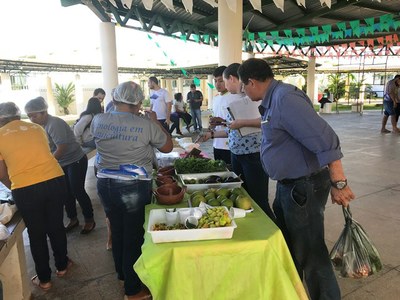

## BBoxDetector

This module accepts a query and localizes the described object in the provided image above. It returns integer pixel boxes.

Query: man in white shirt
[148,76,172,132]
[209,66,233,165]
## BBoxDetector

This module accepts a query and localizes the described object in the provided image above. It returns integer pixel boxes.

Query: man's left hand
[331,186,355,207]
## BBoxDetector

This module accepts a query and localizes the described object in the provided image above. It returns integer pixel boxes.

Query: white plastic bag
[0,203,17,225]
[0,224,10,240]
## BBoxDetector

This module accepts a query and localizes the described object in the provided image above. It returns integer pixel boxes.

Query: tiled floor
[24,110,400,299]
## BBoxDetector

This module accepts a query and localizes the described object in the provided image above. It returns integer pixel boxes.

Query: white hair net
[113,81,144,105]
[0,102,21,119]
[24,96,48,114]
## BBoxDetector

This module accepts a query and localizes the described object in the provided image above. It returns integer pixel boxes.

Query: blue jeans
[12,176,69,283]
[169,112,182,134]
[190,108,202,130]
[231,152,275,220]
[62,155,94,222]
[158,119,170,132]
[97,178,152,296]
[273,168,340,300]
[383,100,395,116]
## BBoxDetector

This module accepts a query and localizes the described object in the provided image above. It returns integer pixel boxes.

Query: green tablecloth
[135,201,308,300]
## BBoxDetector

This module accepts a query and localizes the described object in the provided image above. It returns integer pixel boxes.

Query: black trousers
[12,176,69,282]
[213,148,232,166]
[62,155,94,222]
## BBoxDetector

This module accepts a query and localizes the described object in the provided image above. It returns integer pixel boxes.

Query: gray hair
[25,96,48,114]
[0,102,21,119]
[113,81,144,105]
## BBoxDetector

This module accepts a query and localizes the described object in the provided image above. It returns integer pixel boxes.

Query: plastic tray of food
[147,207,237,243]
[155,148,185,167]
[178,172,242,192]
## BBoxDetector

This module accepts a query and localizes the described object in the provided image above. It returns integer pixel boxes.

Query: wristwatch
[331,179,347,190]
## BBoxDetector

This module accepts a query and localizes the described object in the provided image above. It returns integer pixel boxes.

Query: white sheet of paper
[227,98,262,136]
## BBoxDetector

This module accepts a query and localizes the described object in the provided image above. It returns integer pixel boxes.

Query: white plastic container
[178,171,242,192]
[155,148,184,167]
[147,208,237,243]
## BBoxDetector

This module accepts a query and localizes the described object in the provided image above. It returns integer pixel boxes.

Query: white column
[306,56,317,103]
[0,73,11,102]
[99,22,118,108]
[75,74,84,115]
[46,76,57,115]
[199,79,207,108]
[160,79,166,89]
[177,78,184,93]
[218,0,243,66]
[166,79,173,98]
[207,75,214,110]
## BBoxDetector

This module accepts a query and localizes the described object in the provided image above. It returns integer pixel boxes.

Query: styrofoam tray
[178,171,242,192]
[147,208,237,243]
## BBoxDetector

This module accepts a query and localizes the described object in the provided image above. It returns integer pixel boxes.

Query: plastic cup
[185,216,198,229]
[229,207,246,218]
[165,210,178,226]
[178,208,191,224]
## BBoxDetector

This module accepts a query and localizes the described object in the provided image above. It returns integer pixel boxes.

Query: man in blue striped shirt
[238,58,355,300]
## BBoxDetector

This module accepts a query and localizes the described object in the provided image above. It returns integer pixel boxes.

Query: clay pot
[155,175,177,187]
[154,184,185,205]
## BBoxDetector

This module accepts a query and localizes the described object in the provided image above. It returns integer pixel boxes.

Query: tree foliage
[327,74,346,101]
[54,82,75,115]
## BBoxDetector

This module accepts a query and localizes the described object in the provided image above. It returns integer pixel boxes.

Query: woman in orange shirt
[0,102,72,291]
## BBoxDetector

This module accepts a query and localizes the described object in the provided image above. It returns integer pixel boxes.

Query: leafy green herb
[174,158,226,174]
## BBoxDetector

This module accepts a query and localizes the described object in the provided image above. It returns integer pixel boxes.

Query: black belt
[278,167,328,185]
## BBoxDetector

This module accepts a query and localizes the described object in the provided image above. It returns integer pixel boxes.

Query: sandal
[65,219,79,232]
[31,275,52,291]
[80,222,96,234]
[56,259,73,277]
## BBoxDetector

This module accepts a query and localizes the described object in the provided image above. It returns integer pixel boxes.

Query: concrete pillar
[46,76,57,115]
[306,56,317,103]
[200,79,208,107]
[160,79,166,89]
[99,22,118,108]
[165,79,173,97]
[207,75,214,110]
[177,78,184,93]
[218,0,243,66]
[75,74,85,114]
[0,73,11,102]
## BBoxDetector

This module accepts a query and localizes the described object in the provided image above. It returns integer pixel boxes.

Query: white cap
[0,102,21,119]
[24,96,48,114]
[113,81,144,105]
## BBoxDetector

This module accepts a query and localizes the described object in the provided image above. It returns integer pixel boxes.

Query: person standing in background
[93,88,106,104]
[381,75,400,133]
[73,97,103,149]
[198,63,274,220]
[209,66,232,166]
[238,58,355,300]
[92,81,173,299]
[0,102,71,291]
[186,83,203,132]
[93,88,106,112]
[148,76,172,132]
[169,92,192,136]
[25,97,96,235]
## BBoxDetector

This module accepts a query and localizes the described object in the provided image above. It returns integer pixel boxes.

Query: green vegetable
[174,157,226,174]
